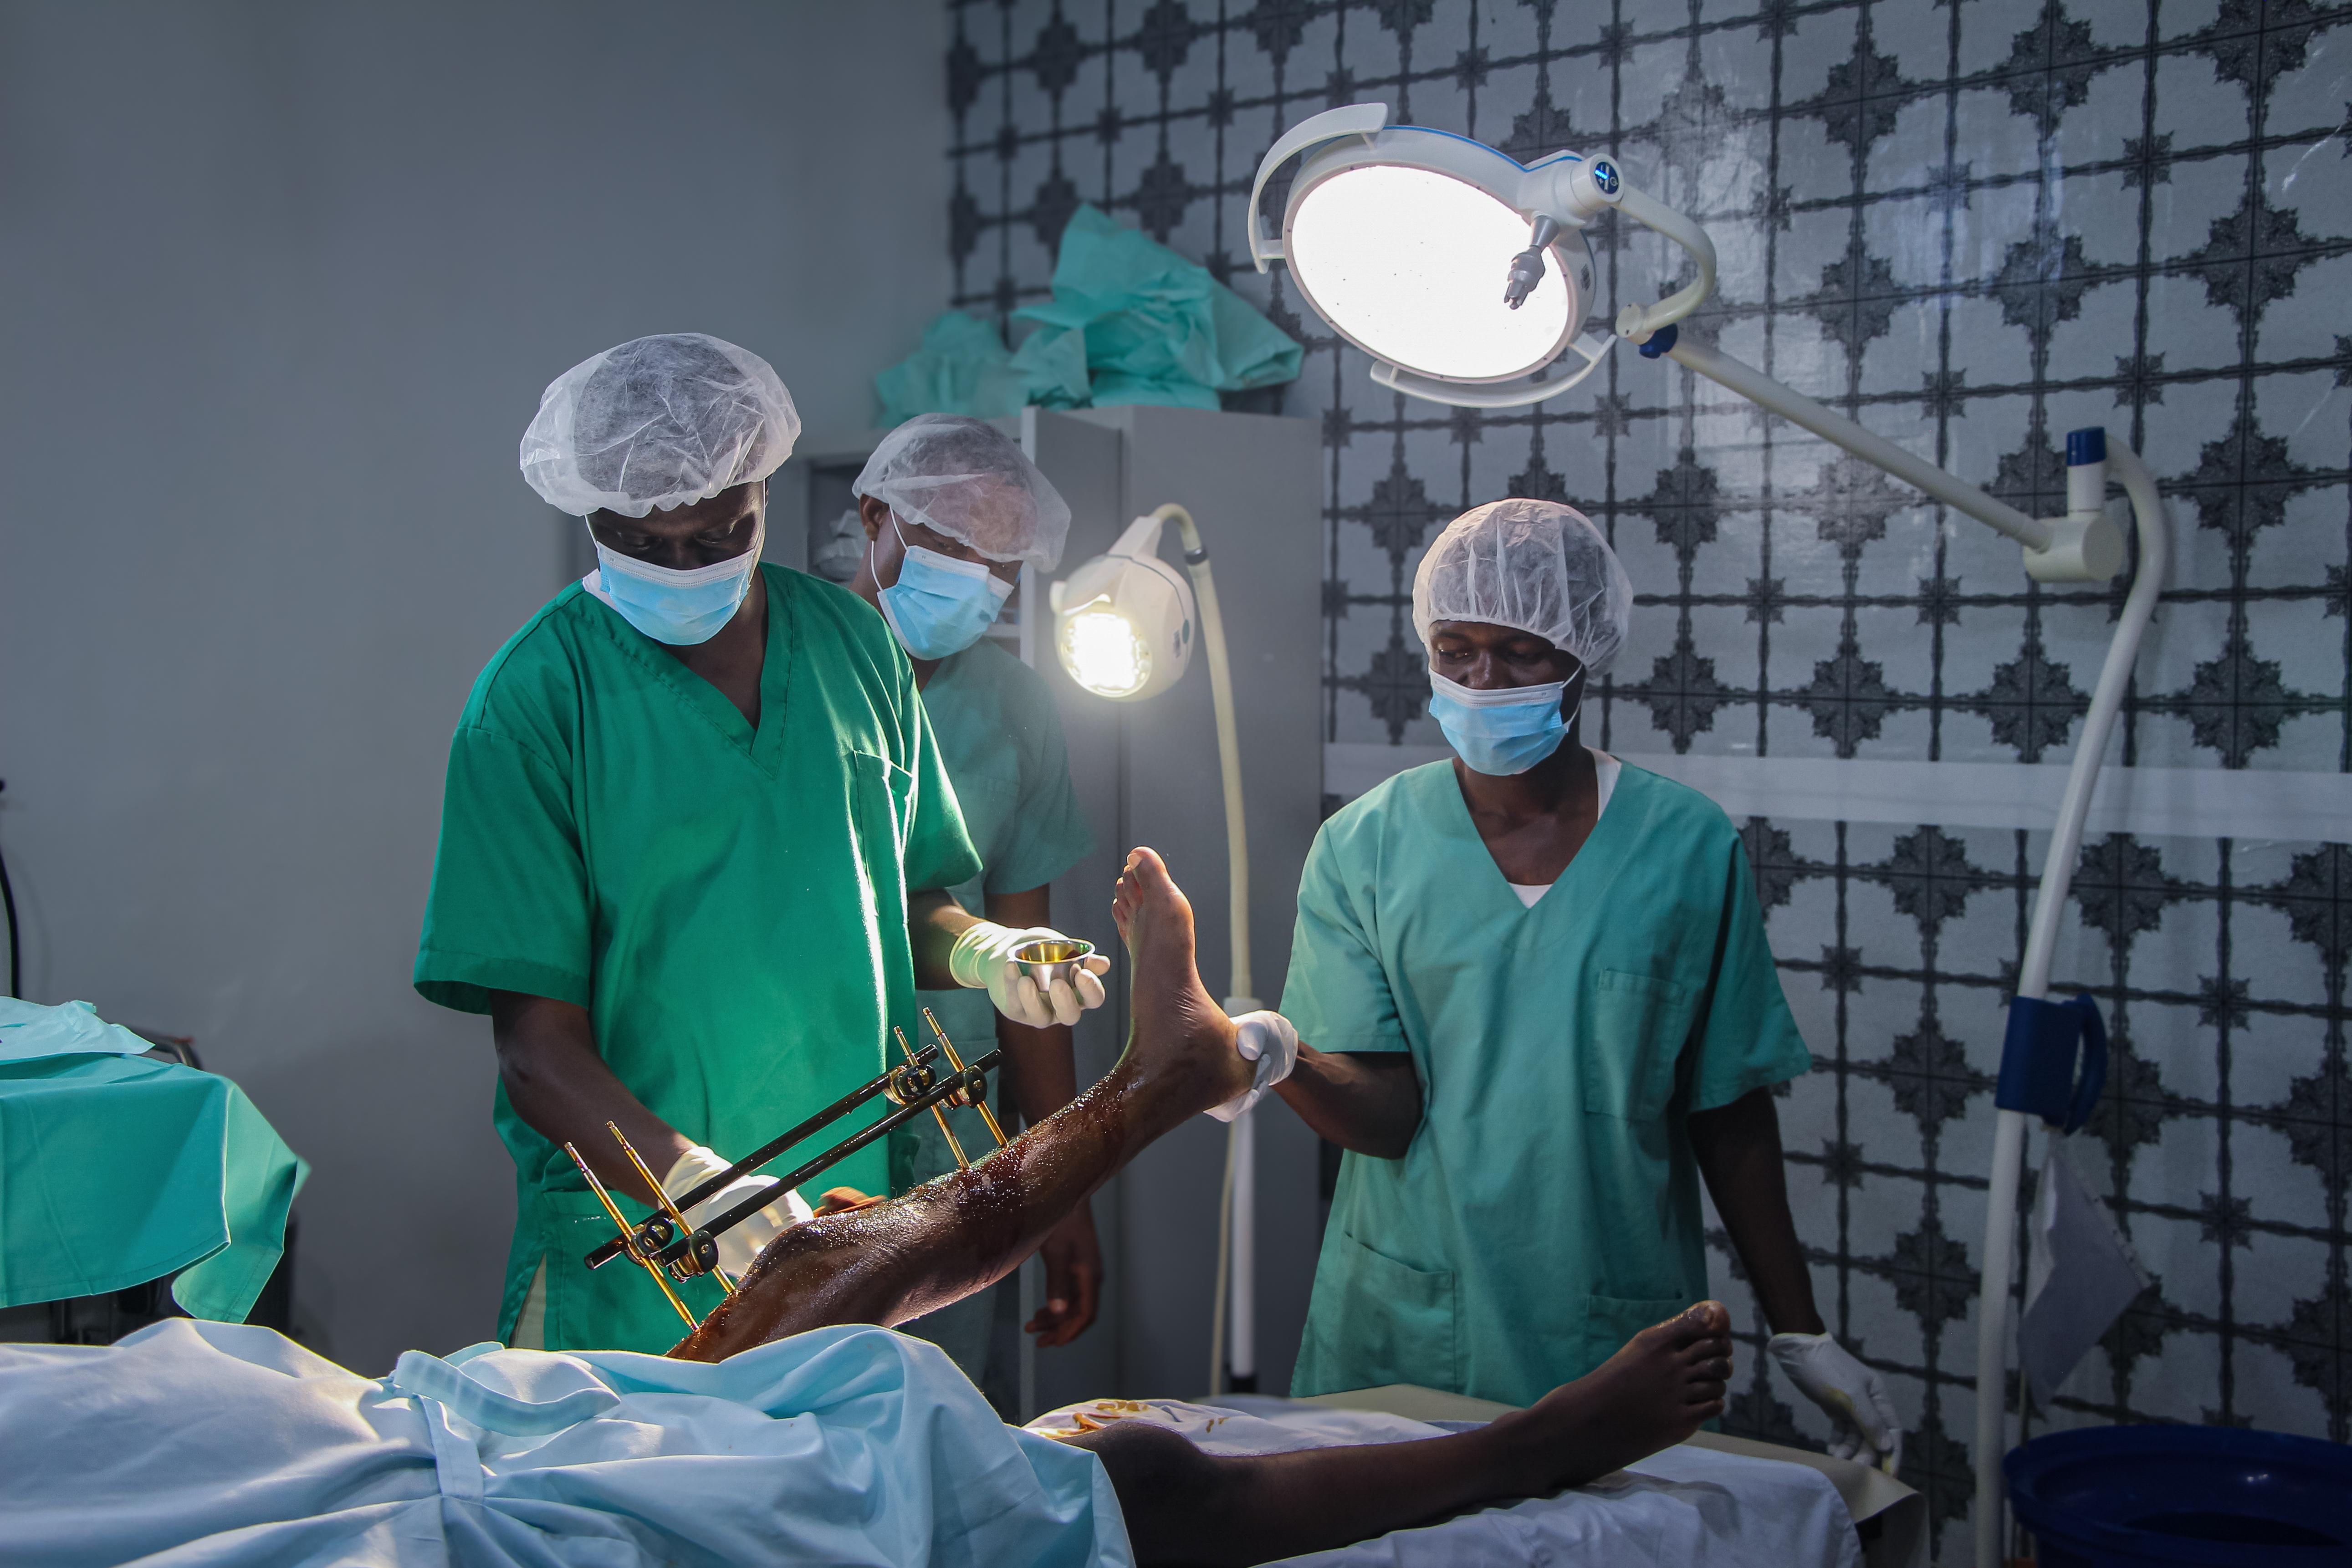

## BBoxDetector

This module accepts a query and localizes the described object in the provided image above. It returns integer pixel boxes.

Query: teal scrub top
[894,638,1094,1195]
[414,565,981,1354]
[1283,761,1810,1408]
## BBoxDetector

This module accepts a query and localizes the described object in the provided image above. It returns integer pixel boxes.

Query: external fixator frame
[577,1014,1003,1289]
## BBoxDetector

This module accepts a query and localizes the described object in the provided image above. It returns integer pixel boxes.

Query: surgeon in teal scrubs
[839,414,1104,1383]
[415,340,1110,1358]
[1266,500,1905,1472]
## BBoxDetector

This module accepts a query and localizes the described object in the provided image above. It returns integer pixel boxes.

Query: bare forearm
[909,887,981,990]
[491,991,686,1206]
[675,1052,1187,1359]
[1689,1088,1824,1336]
[1272,1046,1422,1158]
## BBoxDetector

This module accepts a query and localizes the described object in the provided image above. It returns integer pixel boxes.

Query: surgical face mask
[1427,669,1580,776]
[874,517,1013,660]
[585,515,765,646]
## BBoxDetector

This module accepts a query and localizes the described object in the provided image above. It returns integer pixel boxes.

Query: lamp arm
[1146,504,1253,1008]
[1663,335,2057,554]
[1607,182,1718,342]
[1970,439,2167,1568]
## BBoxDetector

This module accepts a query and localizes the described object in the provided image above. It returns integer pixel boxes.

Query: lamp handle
[1607,182,1718,343]
[1248,102,1392,271]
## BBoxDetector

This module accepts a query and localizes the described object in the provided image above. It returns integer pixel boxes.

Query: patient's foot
[1112,847,1253,1113]
[1506,1301,1734,1494]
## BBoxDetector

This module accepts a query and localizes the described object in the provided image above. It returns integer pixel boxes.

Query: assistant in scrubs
[1266,500,1905,1471]
[414,335,1108,1355]
[839,413,1104,1378]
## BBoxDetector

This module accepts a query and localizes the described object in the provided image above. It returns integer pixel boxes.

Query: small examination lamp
[1051,505,1263,1395]
[1254,105,2173,1563]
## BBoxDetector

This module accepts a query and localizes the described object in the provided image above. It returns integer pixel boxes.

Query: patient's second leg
[1079,1302,1736,1567]
[674,847,1251,1361]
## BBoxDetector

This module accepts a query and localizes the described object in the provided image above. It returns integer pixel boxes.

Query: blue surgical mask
[585,515,765,646]
[1427,670,1580,775]
[875,519,1013,660]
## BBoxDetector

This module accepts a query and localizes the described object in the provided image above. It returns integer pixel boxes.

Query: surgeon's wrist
[662,1144,731,1204]
[947,920,1013,989]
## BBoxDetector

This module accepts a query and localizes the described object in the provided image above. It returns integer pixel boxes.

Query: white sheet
[1028,1397,1860,1568]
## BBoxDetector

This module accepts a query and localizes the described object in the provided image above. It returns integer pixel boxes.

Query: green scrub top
[415,565,980,1355]
[893,637,1095,1200]
[1283,761,1810,1408]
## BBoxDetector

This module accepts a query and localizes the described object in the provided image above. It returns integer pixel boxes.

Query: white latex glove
[948,921,1110,1027]
[1207,1011,1299,1122]
[663,1145,816,1281]
[1769,1332,1904,1474]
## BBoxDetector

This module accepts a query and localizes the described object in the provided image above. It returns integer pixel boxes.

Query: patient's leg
[1076,1302,1736,1568]
[675,847,1251,1361]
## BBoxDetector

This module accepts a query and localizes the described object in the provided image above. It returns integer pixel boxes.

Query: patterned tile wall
[946,0,2352,1555]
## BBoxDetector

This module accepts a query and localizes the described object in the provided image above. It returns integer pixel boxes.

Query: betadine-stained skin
[675,846,1736,1568]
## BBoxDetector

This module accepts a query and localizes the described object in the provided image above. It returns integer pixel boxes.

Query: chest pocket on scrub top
[848,751,916,868]
[1583,968,1695,1123]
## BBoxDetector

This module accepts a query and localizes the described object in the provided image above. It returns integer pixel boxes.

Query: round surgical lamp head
[1248,103,1643,408]
[1050,513,1197,702]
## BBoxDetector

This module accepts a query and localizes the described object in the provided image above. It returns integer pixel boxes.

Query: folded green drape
[875,204,1302,426]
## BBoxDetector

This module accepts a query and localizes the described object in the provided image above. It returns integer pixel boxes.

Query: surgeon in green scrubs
[838,414,1103,1384]
[414,336,1109,1356]
[1265,500,1905,1472]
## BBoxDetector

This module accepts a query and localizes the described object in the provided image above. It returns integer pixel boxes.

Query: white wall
[0,0,948,1371]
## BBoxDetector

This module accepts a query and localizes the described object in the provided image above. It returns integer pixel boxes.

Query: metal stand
[1970,442,2168,1568]
[1146,503,1261,1401]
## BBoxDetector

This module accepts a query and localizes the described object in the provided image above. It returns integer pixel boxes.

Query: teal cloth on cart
[0,1318,1128,1567]
[0,997,153,1061]
[1015,205,1304,408]
[874,310,1033,428]
[0,1016,306,1321]
[873,204,1302,424]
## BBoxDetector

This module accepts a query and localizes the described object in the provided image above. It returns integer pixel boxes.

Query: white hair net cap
[1411,499,1635,673]
[851,414,1071,572]
[520,333,800,518]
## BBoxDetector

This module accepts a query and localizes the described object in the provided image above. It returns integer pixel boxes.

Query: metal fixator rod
[585,1041,946,1272]
[899,1028,969,1170]
[647,1047,1003,1274]
[565,1141,698,1330]
[924,1007,1009,1149]
[607,1121,737,1295]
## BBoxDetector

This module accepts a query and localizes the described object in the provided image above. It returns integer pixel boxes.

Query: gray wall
[0,0,947,1372]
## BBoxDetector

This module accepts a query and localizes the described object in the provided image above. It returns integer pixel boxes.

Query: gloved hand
[663,1145,816,1281]
[1206,1011,1299,1122]
[949,921,1110,1027]
[1768,1332,1903,1473]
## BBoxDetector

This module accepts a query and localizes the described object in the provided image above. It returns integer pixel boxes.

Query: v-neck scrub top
[1283,761,1810,1408]
[415,565,980,1354]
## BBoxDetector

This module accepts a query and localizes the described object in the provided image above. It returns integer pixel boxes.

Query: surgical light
[1286,164,1575,382]
[1058,608,1152,698]
[1049,511,1198,703]
[1255,103,2176,1568]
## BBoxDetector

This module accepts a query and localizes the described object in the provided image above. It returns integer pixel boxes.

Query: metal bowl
[1012,936,1095,992]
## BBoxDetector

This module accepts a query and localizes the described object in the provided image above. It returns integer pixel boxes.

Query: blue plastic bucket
[2006,1425,2352,1567]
